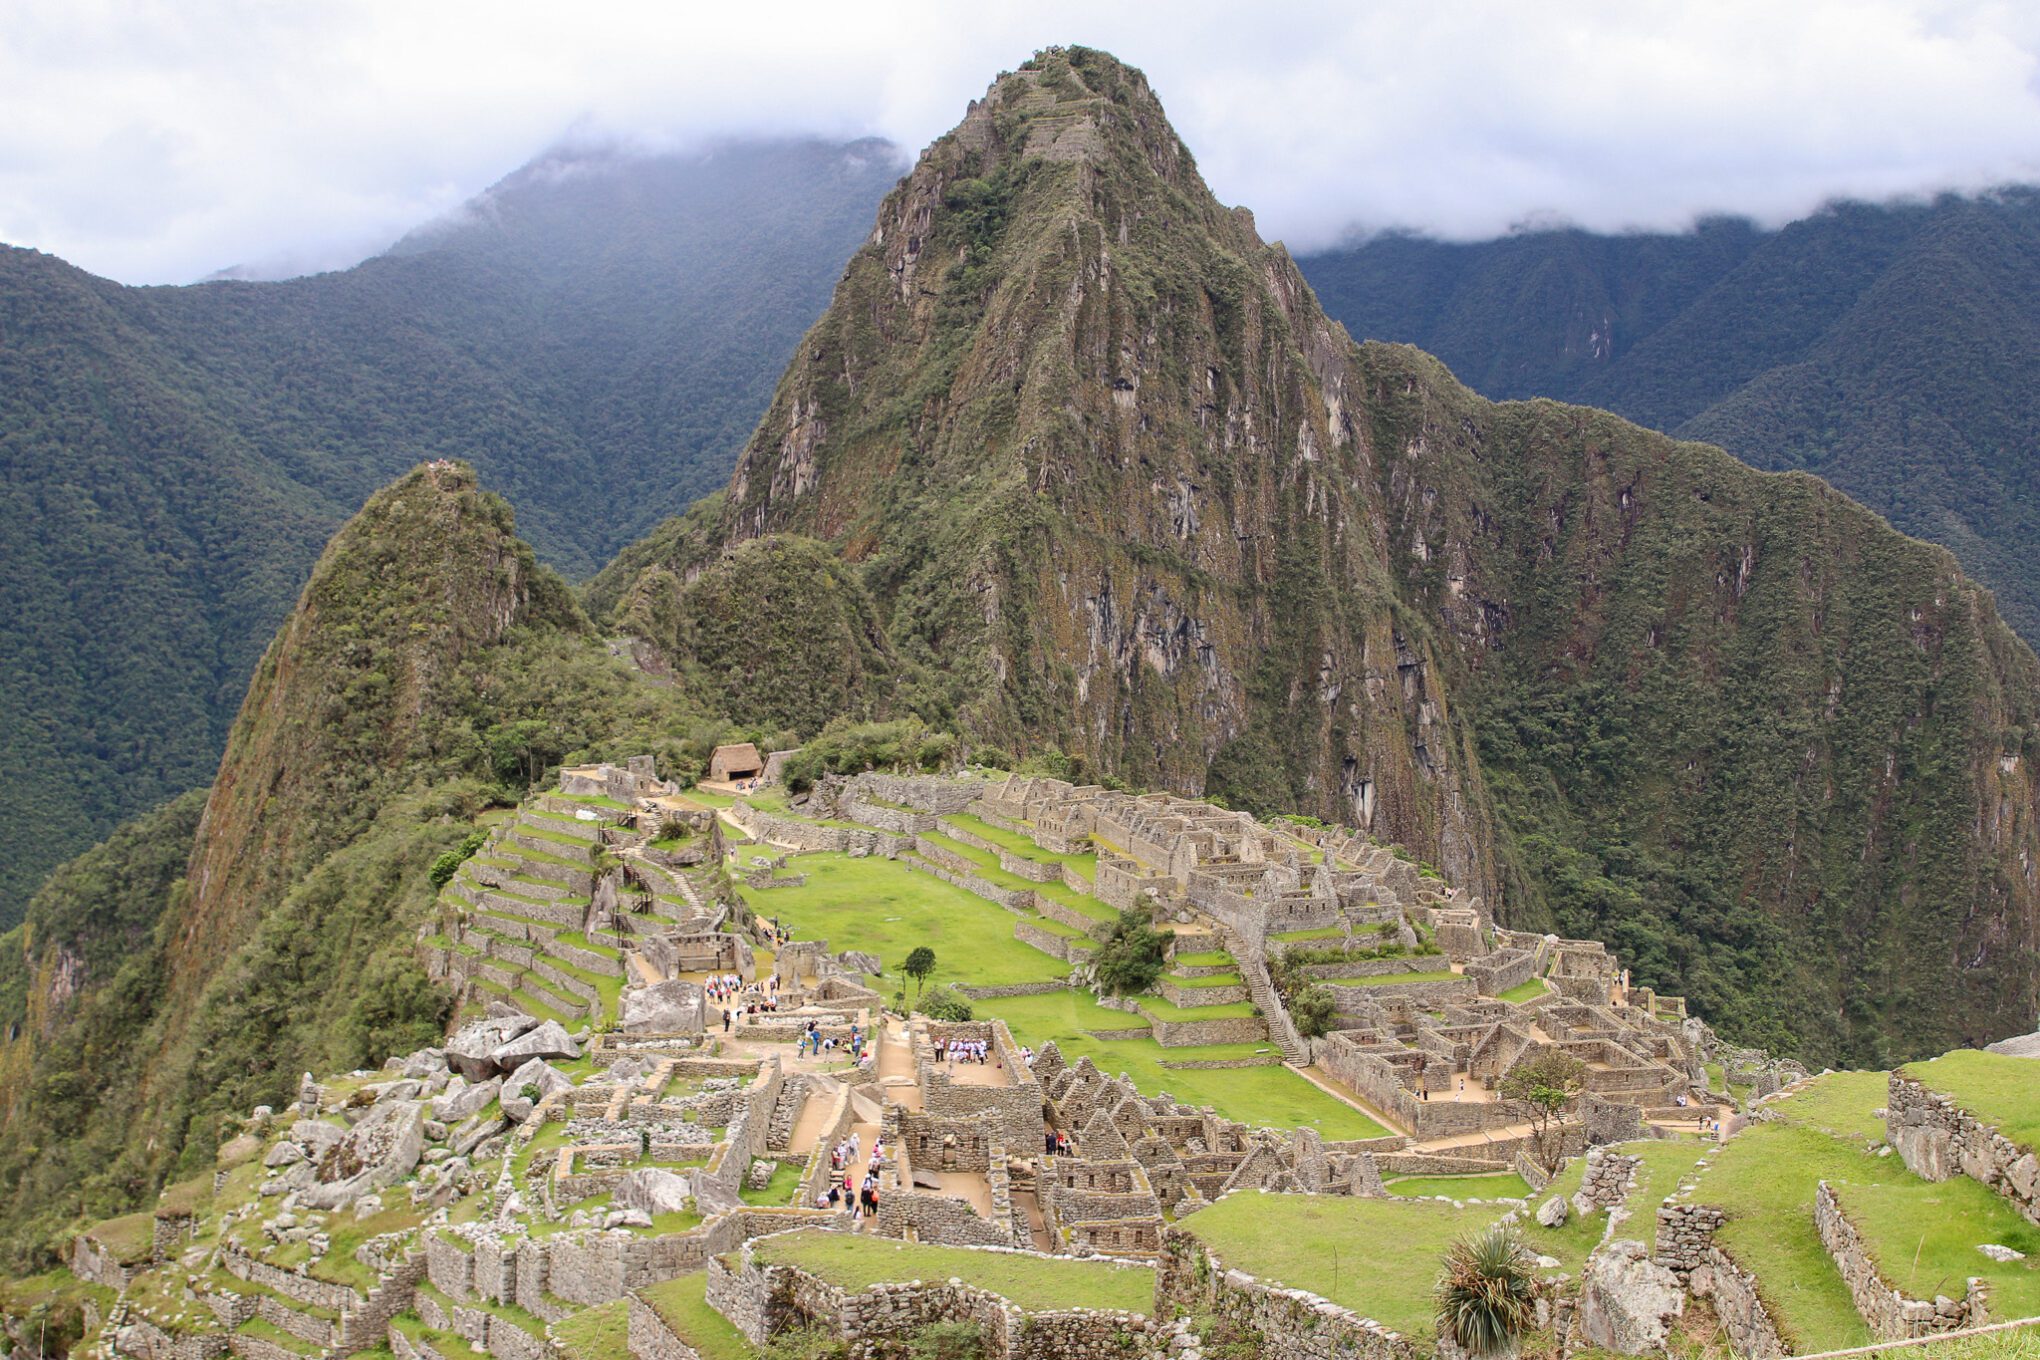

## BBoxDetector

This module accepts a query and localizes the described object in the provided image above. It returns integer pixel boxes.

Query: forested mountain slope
[0,137,897,928]
[0,462,700,1266]
[1298,192,2040,643]
[604,47,2040,1067]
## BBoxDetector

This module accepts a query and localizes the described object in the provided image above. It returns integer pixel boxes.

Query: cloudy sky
[5,0,2040,285]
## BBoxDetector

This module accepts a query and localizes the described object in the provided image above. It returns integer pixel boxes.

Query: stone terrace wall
[1156,1223,1419,1360]
[1654,1203,1787,1359]
[706,1234,1171,1359]
[730,802,905,857]
[1814,1181,1988,1339]
[1887,1072,2040,1227]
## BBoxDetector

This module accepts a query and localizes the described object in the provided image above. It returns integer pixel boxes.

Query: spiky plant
[1435,1226,1538,1357]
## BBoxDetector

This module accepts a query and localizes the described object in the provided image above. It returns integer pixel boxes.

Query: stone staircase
[1221,926,1312,1066]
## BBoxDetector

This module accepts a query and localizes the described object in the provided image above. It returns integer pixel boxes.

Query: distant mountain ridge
[1297,190,2040,640]
[0,135,899,927]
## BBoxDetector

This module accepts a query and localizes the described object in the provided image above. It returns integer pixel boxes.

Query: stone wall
[1575,1148,1640,1210]
[627,1294,707,1360]
[706,1232,1172,1359]
[1141,1010,1267,1047]
[1887,1072,2040,1227]
[1814,1181,1989,1339]
[1464,949,1537,997]
[1653,1203,1787,1358]
[1155,1223,1419,1360]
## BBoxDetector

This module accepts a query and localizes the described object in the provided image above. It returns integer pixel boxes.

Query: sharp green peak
[608,44,2040,1067]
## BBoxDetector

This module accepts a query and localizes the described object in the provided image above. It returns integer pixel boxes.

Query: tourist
[859,1174,878,1219]
[722,1008,731,1034]
[1045,1127,1057,1155]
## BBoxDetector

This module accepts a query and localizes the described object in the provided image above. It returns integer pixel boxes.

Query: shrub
[429,829,489,888]
[1292,986,1336,1039]
[1091,906,1173,996]
[920,985,974,1022]
[1435,1227,1537,1356]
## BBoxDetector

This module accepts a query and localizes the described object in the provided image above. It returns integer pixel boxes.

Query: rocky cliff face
[609,47,2040,1063]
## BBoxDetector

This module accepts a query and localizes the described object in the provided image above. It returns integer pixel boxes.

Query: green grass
[638,1274,757,1360]
[501,843,590,869]
[1765,1069,1893,1146]
[1527,1138,1712,1272]
[1271,926,1347,943]
[550,1296,629,1360]
[754,1229,1154,1313]
[1336,970,1460,987]
[1172,950,1235,968]
[981,991,1386,1138]
[471,975,579,1029]
[1841,1177,2040,1318]
[1859,1323,2040,1358]
[1170,972,1244,989]
[1497,978,1549,1003]
[1692,1118,1901,1352]
[308,1203,426,1291]
[234,1316,322,1356]
[736,851,1068,991]
[84,1210,156,1263]
[941,812,1097,881]
[1902,1051,2040,1152]
[519,822,599,848]
[918,831,1118,922]
[557,793,633,811]
[737,1160,805,1206]
[1136,994,1257,1020]
[1179,1192,1514,1338]
[1385,1172,1531,1200]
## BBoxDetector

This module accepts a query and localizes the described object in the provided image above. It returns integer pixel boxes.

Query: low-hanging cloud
[4,0,2039,284]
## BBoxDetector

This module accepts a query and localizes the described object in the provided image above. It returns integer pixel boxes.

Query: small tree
[1498,1049,1586,1174]
[1090,905,1173,996]
[903,946,937,1000]
[1435,1226,1537,1357]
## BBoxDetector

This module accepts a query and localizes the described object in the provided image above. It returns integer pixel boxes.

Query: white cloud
[3,0,2038,283]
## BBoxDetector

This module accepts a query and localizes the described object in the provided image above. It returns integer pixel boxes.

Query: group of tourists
[942,1037,995,1065]
[1043,1126,1075,1157]
[819,1131,884,1220]
[706,973,754,1005]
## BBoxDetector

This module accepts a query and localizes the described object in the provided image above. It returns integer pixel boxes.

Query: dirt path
[1289,1063,1407,1136]
[786,1083,838,1156]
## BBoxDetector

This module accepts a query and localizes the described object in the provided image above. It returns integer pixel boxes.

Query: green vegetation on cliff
[0,463,702,1268]
[0,136,897,931]
[1299,192,2040,643]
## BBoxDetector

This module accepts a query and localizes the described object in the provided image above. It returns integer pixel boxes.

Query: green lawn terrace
[421,765,746,1028]
[1661,1068,2040,1354]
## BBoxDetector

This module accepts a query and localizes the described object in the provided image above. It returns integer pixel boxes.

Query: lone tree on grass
[1498,1048,1586,1174]
[1435,1226,1537,1357]
[902,946,937,1000]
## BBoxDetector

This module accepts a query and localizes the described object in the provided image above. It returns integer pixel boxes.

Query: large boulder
[444,1015,540,1080]
[621,980,704,1035]
[492,1020,580,1066]
[299,1101,426,1211]
[431,1076,502,1124]
[613,1168,694,1217]
[1536,1195,1569,1228]
[506,1058,573,1102]
[1579,1239,1683,1356]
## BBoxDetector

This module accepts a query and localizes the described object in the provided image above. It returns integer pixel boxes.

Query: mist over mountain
[0,135,899,928]
[1298,191,2040,641]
